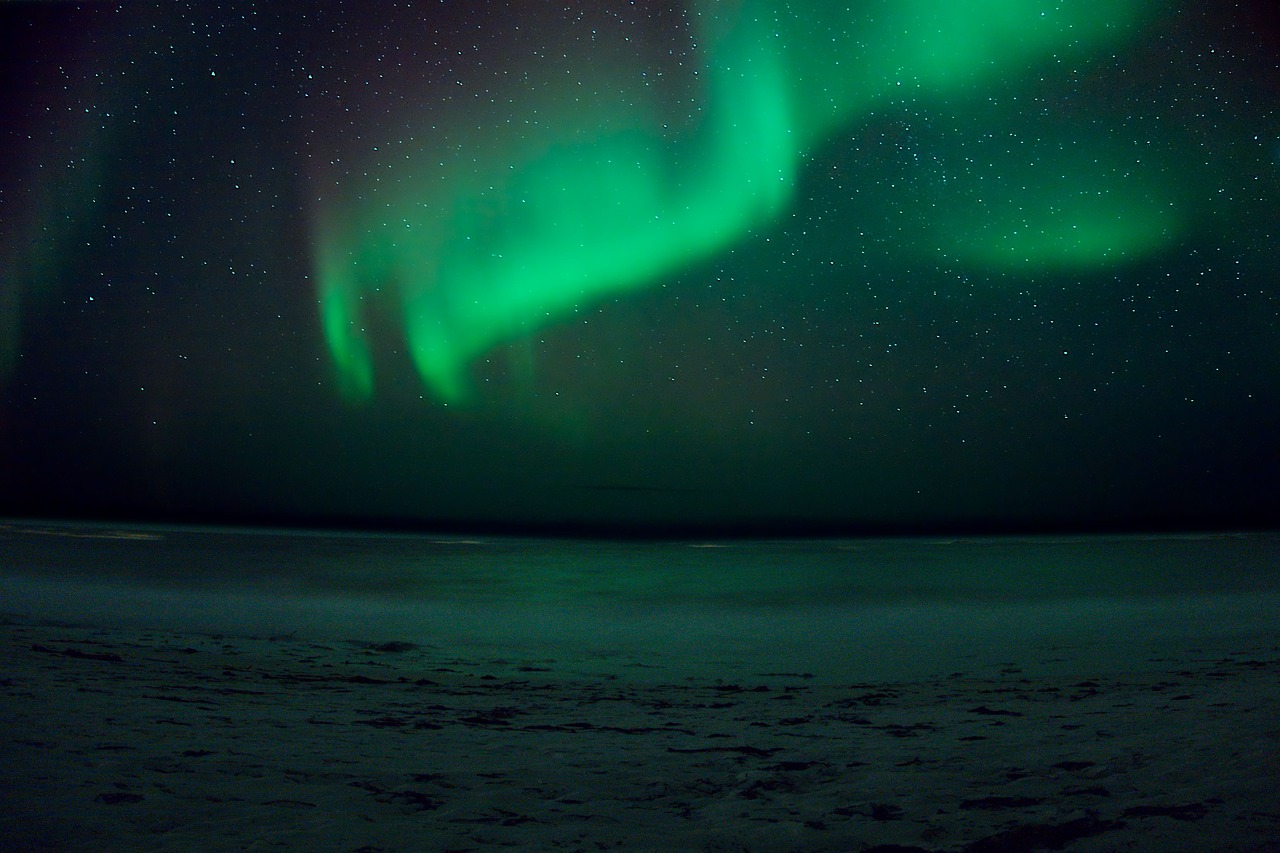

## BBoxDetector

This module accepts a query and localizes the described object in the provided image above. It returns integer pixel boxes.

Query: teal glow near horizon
[314,0,1163,404]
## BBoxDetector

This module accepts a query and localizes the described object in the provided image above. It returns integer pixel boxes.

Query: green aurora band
[314,0,1166,404]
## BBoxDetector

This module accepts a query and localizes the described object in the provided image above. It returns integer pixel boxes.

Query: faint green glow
[319,269,373,402]
[315,0,1162,403]
[948,190,1184,271]
[935,147,1186,270]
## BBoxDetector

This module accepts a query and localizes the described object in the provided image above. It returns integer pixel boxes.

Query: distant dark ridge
[1,508,1272,543]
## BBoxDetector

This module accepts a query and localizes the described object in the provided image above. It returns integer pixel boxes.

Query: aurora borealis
[314,0,1170,404]
[1,1,1277,533]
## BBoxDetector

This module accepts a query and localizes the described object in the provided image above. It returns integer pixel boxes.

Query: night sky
[1,0,1277,535]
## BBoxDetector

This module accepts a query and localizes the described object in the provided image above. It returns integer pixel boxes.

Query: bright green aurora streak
[314,0,1164,404]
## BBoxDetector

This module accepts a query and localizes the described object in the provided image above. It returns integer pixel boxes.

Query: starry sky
[1,0,1277,535]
